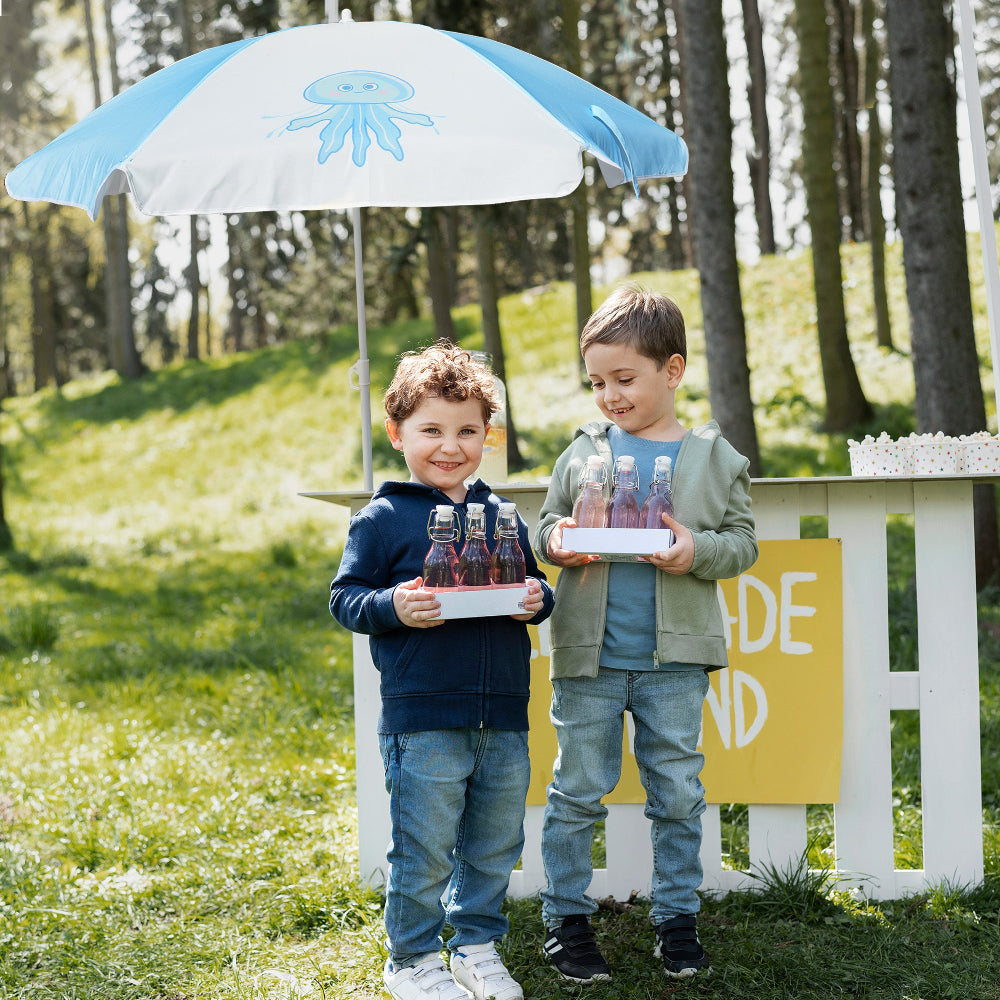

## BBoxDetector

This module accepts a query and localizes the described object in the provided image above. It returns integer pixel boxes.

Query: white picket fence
[318,474,988,902]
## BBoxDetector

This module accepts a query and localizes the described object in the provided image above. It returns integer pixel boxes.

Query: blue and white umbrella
[5,18,688,485]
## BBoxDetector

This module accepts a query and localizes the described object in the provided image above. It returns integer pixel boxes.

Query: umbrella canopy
[6,20,687,219]
[5,19,688,488]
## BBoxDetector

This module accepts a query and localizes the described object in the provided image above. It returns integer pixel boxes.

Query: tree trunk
[561,0,593,372]
[793,0,872,430]
[203,269,213,356]
[474,206,524,471]
[665,0,695,269]
[445,207,459,306]
[23,203,58,391]
[571,186,592,380]
[833,0,866,242]
[886,0,999,587]
[390,231,422,324]
[0,238,10,550]
[103,0,140,378]
[513,202,537,288]
[674,0,762,474]
[178,0,202,360]
[662,5,692,274]
[83,0,126,375]
[250,216,269,349]
[861,0,892,349]
[0,243,9,401]
[0,420,8,549]
[186,216,201,360]
[741,0,776,255]
[225,217,246,353]
[423,208,456,342]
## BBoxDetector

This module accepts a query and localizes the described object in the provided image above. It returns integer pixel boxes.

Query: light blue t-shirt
[602,428,688,671]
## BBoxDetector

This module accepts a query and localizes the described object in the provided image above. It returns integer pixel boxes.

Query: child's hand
[393,576,444,628]
[641,511,694,575]
[546,516,600,567]
[510,577,544,621]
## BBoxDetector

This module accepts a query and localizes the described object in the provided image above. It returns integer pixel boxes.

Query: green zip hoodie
[533,419,758,678]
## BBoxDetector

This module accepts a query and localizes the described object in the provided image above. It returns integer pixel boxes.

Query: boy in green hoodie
[533,284,758,984]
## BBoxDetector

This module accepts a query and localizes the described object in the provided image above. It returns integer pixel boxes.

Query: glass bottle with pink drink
[639,455,675,529]
[572,455,608,528]
[491,501,526,584]
[458,503,493,587]
[423,504,461,587]
[605,455,640,529]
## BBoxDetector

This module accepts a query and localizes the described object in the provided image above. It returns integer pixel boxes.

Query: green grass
[3,241,1000,996]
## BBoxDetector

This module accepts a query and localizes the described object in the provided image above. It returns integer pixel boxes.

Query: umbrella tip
[325,1,353,21]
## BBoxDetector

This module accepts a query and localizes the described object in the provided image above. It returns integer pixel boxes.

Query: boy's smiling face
[385,395,487,503]
[584,342,686,440]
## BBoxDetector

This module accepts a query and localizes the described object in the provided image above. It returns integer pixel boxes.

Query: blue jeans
[540,667,709,927]
[379,728,530,968]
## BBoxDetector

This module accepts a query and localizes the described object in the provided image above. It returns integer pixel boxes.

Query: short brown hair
[384,341,499,424]
[580,284,686,367]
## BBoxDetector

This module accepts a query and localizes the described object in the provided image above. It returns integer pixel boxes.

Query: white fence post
[744,482,807,888]
[826,481,897,892]
[912,480,983,888]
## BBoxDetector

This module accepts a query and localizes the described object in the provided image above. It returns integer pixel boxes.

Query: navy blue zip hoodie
[329,478,555,734]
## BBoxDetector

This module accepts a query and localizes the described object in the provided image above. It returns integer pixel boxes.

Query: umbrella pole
[956,0,1000,411]
[350,206,374,491]
[325,1,372,491]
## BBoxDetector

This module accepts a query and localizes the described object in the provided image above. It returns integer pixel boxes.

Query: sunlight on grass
[4,245,1000,997]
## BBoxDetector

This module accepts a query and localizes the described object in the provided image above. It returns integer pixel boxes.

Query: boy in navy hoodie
[330,342,554,1000]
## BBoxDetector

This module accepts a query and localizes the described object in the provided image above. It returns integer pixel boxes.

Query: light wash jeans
[540,667,709,927]
[379,728,530,968]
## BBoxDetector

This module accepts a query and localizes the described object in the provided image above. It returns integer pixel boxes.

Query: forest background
[4,0,1000,542]
[4,1,1000,997]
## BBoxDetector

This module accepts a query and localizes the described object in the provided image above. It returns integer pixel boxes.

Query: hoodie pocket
[373,630,422,694]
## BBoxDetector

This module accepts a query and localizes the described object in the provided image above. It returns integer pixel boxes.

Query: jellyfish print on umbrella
[287,71,436,167]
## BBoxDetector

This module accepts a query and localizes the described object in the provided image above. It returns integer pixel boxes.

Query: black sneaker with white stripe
[653,914,711,978]
[543,915,612,984]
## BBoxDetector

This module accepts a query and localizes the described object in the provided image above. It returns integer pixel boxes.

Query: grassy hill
[2,244,1000,998]
[3,238,975,561]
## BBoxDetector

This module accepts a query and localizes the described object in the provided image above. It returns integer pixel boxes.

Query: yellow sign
[527,538,843,805]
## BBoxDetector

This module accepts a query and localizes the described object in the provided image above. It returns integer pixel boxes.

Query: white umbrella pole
[352,206,374,491]
[956,0,1000,414]
[324,0,373,489]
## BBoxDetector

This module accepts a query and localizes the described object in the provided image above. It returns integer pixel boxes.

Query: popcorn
[959,432,1000,474]
[911,434,962,474]
[847,439,874,476]
[869,436,911,476]
[848,431,1000,476]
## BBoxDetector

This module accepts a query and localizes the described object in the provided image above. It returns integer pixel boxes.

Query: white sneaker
[384,954,470,1000]
[450,944,524,1000]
